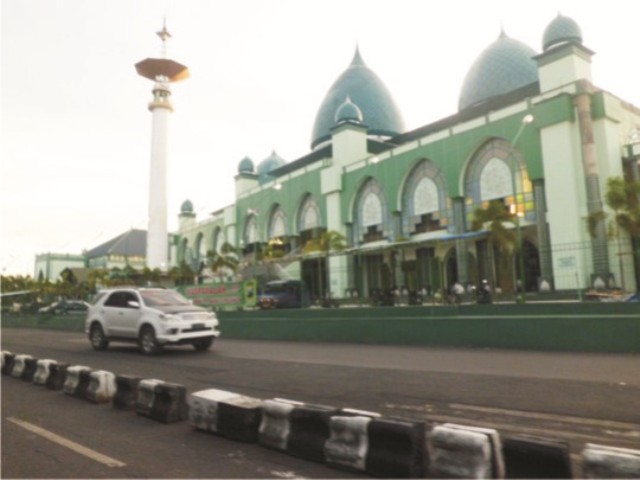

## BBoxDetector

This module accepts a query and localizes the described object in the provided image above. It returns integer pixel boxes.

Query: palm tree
[471,200,517,290]
[303,230,348,303]
[206,242,239,282]
[603,177,640,290]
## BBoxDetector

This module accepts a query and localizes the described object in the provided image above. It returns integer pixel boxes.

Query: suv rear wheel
[139,325,161,355]
[89,323,109,351]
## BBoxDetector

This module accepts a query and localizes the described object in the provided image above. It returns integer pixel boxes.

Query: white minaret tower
[135,20,189,271]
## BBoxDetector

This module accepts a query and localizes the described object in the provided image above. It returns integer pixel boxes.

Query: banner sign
[179,280,257,309]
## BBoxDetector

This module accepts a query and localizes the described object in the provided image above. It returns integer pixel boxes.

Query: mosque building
[172,13,640,299]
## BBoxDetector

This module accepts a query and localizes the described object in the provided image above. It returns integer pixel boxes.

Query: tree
[471,200,517,289]
[206,242,239,282]
[303,230,348,302]
[602,176,640,290]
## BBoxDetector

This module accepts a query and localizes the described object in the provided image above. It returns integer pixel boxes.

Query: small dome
[257,150,286,184]
[334,96,364,125]
[180,199,194,215]
[238,156,255,174]
[542,13,582,51]
[311,47,404,149]
[458,30,538,111]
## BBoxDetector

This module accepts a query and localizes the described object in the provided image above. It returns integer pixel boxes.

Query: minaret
[135,20,189,271]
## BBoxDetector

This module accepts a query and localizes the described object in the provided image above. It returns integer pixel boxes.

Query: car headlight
[159,313,180,322]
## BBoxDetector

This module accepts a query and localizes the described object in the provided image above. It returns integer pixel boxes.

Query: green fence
[2,302,638,353]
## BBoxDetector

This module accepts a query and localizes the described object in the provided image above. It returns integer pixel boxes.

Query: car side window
[104,292,124,308]
[122,292,139,308]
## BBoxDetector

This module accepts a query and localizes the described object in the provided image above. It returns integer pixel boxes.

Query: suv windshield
[140,290,192,307]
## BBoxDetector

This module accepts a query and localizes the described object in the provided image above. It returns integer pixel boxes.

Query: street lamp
[509,114,534,303]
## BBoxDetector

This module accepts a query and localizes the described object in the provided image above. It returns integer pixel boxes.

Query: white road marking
[271,471,306,479]
[384,404,640,445]
[449,403,640,430]
[7,417,126,468]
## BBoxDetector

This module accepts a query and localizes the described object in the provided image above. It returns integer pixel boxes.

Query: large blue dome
[311,48,405,149]
[542,13,582,51]
[257,150,286,184]
[458,31,538,111]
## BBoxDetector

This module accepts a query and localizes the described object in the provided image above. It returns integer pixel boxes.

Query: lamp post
[509,114,534,303]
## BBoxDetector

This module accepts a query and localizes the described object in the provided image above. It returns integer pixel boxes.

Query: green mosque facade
[172,14,640,300]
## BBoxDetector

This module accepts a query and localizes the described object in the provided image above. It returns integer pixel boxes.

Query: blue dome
[334,96,364,125]
[238,156,255,174]
[542,13,582,51]
[257,150,286,184]
[180,199,194,214]
[311,47,404,149]
[459,31,538,111]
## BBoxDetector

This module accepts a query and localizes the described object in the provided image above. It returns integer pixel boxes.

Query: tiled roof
[85,229,147,259]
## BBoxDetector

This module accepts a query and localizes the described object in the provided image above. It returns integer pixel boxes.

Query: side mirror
[127,300,140,309]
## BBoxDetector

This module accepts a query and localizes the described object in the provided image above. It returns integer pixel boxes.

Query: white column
[146,83,172,271]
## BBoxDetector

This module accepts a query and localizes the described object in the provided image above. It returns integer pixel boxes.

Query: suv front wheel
[192,337,214,352]
[139,325,161,355]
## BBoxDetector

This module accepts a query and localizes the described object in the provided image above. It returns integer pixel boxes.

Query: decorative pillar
[533,179,554,290]
[452,197,469,285]
[574,86,610,283]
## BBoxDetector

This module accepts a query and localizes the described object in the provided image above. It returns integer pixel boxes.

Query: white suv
[85,288,220,355]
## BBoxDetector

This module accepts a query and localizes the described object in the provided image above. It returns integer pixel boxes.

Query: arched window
[297,194,321,233]
[268,206,288,240]
[354,178,390,244]
[244,215,259,245]
[401,160,450,235]
[464,139,534,224]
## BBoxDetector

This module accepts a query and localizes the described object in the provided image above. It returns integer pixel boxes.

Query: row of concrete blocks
[1,352,183,419]
[3,351,639,478]
[187,389,640,479]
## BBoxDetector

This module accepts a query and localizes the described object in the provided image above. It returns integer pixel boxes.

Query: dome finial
[351,45,365,66]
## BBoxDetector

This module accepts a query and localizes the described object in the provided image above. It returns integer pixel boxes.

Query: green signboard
[180,280,257,309]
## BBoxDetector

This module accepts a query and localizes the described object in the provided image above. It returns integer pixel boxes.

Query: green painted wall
[217,304,639,353]
[6,304,636,353]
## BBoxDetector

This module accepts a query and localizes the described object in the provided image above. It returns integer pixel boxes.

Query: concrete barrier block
[136,380,187,423]
[1,351,15,375]
[11,354,33,379]
[287,403,340,463]
[190,389,262,442]
[503,435,572,478]
[149,382,188,423]
[324,415,372,472]
[429,423,504,479]
[582,443,640,479]
[21,356,39,382]
[63,366,92,397]
[112,375,141,410]
[45,362,68,390]
[135,379,164,417]
[259,398,302,451]
[85,370,117,403]
[33,359,57,386]
[366,417,427,478]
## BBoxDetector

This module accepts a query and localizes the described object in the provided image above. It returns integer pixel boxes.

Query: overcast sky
[2,0,639,276]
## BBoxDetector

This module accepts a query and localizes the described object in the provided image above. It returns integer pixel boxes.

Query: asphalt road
[2,328,639,478]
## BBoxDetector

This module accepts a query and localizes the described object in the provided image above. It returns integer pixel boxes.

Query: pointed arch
[352,177,390,244]
[297,193,322,233]
[401,159,451,236]
[268,204,288,240]
[464,138,534,223]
